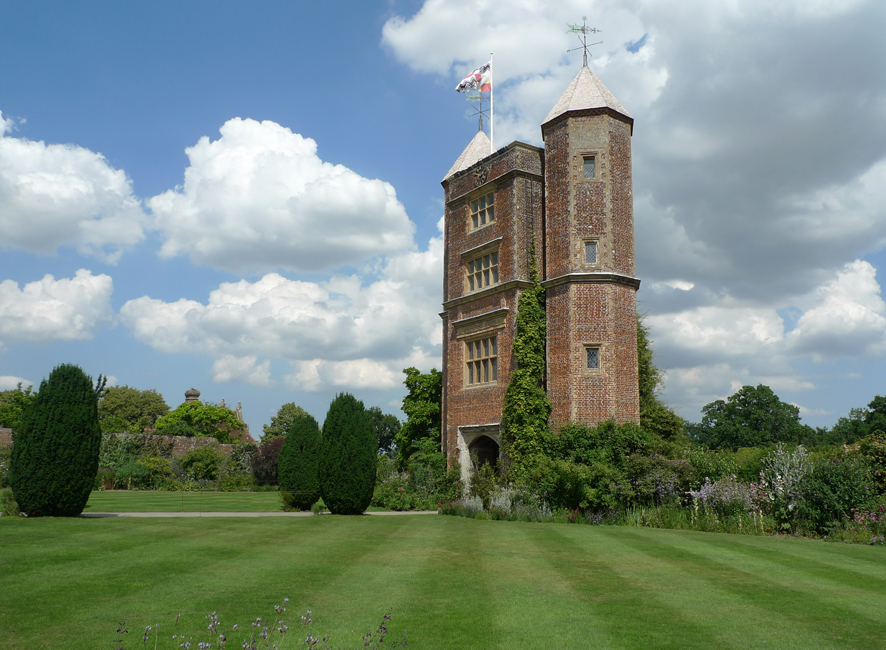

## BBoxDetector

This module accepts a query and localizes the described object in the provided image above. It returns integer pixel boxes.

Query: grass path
[1,515,884,649]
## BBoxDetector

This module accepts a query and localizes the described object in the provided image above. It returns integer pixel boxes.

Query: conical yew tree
[277,413,321,510]
[319,393,376,515]
[10,364,103,517]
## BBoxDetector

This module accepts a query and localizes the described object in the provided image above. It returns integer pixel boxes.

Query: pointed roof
[443,129,492,181]
[542,65,631,127]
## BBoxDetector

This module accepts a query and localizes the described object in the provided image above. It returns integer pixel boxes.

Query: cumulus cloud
[0,111,146,263]
[212,356,273,387]
[787,260,886,357]
[148,117,415,273]
[121,224,443,391]
[0,269,114,343]
[0,375,33,390]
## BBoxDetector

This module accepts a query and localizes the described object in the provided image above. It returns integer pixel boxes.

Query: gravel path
[81,510,439,518]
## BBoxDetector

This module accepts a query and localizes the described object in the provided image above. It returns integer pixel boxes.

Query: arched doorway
[469,435,499,471]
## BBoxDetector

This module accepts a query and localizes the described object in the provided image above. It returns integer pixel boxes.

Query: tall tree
[367,406,400,456]
[394,368,442,469]
[319,393,376,515]
[262,402,309,441]
[278,413,321,510]
[10,364,103,517]
[153,401,245,443]
[693,384,805,450]
[0,383,36,432]
[97,385,169,433]
[501,252,551,479]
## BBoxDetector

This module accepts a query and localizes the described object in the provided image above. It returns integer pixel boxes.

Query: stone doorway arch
[469,435,499,471]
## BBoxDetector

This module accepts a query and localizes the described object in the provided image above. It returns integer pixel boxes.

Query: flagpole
[490,52,494,154]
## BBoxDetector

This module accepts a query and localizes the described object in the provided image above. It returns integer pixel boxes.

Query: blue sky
[2,0,885,436]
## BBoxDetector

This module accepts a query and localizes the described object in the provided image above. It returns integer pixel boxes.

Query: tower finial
[567,17,602,67]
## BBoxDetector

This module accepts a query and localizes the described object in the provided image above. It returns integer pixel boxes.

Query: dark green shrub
[319,393,377,515]
[278,413,321,510]
[180,447,225,481]
[114,461,152,490]
[9,364,103,517]
[530,456,629,511]
[799,455,876,535]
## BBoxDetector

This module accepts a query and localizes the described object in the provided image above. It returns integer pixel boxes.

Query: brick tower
[440,64,639,479]
[541,64,640,428]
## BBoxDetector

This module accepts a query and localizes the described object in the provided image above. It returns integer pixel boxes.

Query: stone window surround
[582,238,601,269]
[583,343,604,373]
[575,150,602,183]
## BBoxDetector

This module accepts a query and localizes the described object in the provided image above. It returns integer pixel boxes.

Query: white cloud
[0,269,114,342]
[787,260,886,357]
[148,117,415,273]
[121,226,444,391]
[0,115,146,263]
[0,375,33,390]
[212,355,273,387]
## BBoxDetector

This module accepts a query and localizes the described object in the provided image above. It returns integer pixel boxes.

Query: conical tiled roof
[443,129,492,181]
[542,65,631,126]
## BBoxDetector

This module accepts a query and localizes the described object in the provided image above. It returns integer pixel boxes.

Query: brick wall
[0,428,12,448]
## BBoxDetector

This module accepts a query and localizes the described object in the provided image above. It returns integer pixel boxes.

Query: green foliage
[97,385,169,433]
[547,420,655,468]
[262,402,309,441]
[99,432,175,469]
[693,384,806,450]
[2,487,19,517]
[395,367,442,469]
[319,393,377,515]
[530,456,628,511]
[686,447,739,489]
[278,413,321,510]
[367,406,400,456]
[468,461,497,510]
[500,252,551,479]
[0,446,10,488]
[637,315,663,407]
[799,454,876,535]
[180,447,226,481]
[154,400,245,443]
[860,430,886,493]
[0,382,36,432]
[9,364,102,517]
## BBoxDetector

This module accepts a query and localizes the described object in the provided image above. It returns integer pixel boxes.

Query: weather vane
[464,91,490,132]
[567,16,602,67]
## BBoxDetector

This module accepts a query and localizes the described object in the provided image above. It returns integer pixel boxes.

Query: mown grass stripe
[607,526,884,649]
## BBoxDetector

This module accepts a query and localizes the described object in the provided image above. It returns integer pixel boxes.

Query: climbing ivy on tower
[500,250,551,481]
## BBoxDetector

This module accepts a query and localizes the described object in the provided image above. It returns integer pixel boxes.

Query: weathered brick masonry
[441,65,640,479]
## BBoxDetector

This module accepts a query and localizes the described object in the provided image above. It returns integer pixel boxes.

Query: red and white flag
[455,61,492,93]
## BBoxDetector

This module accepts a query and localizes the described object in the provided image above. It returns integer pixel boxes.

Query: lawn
[84,490,286,512]
[1,515,884,649]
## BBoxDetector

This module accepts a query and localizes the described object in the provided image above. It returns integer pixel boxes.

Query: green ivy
[500,250,551,481]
